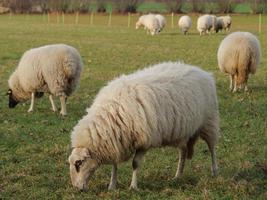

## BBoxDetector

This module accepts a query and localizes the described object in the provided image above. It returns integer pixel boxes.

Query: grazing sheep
[178,15,192,35]
[155,14,166,32]
[215,16,231,33]
[217,32,261,92]
[197,14,213,35]
[136,14,160,35]
[7,44,83,115]
[68,62,220,191]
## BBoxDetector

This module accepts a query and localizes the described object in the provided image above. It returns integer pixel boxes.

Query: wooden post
[259,13,262,34]
[62,12,65,24]
[128,12,131,28]
[57,12,59,24]
[171,12,174,29]
[48,12,50,24]
[75,12,79,25]
[108,12,112,26]
[90,12,94,26]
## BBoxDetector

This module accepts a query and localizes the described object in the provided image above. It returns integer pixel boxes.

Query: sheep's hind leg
[174,146,187,179]
[59,95,67,116]
[108,164,118,190]
[49,95,57,112]
[229,75,234,92]
[129,149,146,190]
[28,92,35,112]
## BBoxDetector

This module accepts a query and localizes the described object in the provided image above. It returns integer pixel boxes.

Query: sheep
[154,14,166,32]
[217,32,261,92]
[7,44,83,116]
[215,16,231,33]
[178,15,192,35]
[197,14,213,35]
[135,14,160,35]
[68,61,220,191]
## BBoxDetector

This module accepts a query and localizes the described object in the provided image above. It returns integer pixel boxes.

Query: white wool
[178,15,192,34]
[216,16,231,32]
[71,62,219,164]
[155,14,166,31]
[136,14,160,35]
[197,14,213,35]
[8,44,83,101]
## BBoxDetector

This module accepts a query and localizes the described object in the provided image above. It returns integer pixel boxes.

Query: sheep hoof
[51,108,57,112]
[108,185,116,191]
[129,185,138,191]
[60,111,67,116]
[27,109,33,113]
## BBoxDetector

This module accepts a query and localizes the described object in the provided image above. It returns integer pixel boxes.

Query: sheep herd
[5,14,262,192]
[136,13,231,35]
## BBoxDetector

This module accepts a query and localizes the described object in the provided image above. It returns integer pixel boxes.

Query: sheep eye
[75,160,83,172]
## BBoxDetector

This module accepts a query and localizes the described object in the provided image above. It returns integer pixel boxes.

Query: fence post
[90,12,94,26]
[62,12,65,24]
[108,12,112,27]
[259,13,262,34]
[128,12,131,28]
[171,12,174,29]
[75,12,79,25]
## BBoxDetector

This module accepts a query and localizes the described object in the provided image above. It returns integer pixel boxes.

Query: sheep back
[217,32,261,77]
[71,62,219,164]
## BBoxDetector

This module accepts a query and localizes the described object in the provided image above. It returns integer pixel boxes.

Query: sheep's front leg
[28,92,35,112]
[130,149,146,190]
[229,74,234,92]
[108,164,117,190]
[59,96,67,116]
[174,147,187,179]
[233,74,238,92]
[49,95,57,112]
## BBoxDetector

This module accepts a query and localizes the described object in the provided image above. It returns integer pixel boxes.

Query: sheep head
[68,147,98,192]
[7,89,19,108]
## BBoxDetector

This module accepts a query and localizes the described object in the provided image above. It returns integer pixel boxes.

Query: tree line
[0,0,266,14]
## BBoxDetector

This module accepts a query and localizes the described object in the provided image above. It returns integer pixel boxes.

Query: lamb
[68,61,220,191]
[215,16,231,33]
[155,14,166,32]
[7,44,83,116]
[217,32,261,92]
[178,15,192,35]
[135,14,160,35]
[197,14,213,35]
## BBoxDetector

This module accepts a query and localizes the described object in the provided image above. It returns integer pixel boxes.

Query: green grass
[0,14,267,199]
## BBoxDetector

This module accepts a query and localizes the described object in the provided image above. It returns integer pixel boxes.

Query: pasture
[0,14,266,199]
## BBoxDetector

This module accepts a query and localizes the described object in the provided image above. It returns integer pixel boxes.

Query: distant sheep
[155,14,166,32]
[68,62,220,191]
[7,44,83,115]
[197,14,213,35]
[210,15,217,33]
[215,16,231,33]
[178,15,192,35]
[136,14,160,35]
[217,32,261,92]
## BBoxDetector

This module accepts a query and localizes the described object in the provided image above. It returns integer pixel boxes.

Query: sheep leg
[49,95,57,112]
[174,147,187,179]
[28,92,35,112]
[129,149,146,190]
[233,74,238,92]
[59,96,67,116]
[229,75,234,92]
[200,133,218,177]
[108,164,117,190]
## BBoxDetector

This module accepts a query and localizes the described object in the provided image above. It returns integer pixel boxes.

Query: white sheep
[178,15,192,35]
[7,44,83,115]
[217,32,261,92]
[136,14,160,35]
[155,14,166,32]
[197,14,213,35]
[215,16,231,33]
[210,15,217,33]
[68,62,220,191]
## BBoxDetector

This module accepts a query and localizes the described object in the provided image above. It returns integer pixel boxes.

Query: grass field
[0,14,267,199]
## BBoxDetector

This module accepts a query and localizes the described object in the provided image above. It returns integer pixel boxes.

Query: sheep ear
[6,89,12,95]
